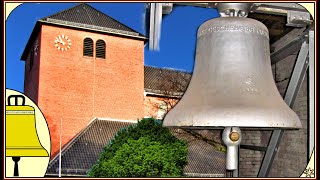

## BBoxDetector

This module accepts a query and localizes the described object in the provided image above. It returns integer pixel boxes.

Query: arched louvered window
[83,38,93,57]
[96,40,106,59]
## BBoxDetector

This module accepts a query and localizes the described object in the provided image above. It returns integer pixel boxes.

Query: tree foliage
[88,118,188,177]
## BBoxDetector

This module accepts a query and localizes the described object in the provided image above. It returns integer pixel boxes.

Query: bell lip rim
[5,153,49,157]
[5,155,50,157]
[6,148,50,157]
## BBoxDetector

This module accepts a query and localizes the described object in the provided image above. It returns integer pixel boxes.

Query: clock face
[54,34,71,51]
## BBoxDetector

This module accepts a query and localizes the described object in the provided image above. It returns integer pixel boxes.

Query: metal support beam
[284,41,309,107]
[175,3,309,15]
[240,144,267,152]
[258,41,309,177]
[258,130,284,177]
[308,30,314,159]
[271,36,306,64]
[148,3,162,51]
[251,3,309,16]
[148,3,155,50]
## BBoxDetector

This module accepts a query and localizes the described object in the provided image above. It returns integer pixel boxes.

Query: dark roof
[46,119,226,177]
[144,66,192,96]
[171,129,226,177]
[40,3,144,38]
[21,3,146,60]
[46,119,134,176]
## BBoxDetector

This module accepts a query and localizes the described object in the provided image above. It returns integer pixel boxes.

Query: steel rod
[148,3,155,50]
[153,3,162,50]
[308,30,314,159]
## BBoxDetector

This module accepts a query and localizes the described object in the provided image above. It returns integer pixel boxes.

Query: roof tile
[144,66,192,96]
[41,3,144,38]
[46,119,226,177]
[46,119,134,176]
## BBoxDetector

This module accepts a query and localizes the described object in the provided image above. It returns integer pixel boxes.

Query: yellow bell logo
[5,90,50,177]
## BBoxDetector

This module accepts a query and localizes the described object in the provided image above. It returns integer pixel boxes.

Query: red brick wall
[24,34,41,103]
[28,24,144,157]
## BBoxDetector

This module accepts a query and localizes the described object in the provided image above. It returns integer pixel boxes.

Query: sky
[5,2,219,93]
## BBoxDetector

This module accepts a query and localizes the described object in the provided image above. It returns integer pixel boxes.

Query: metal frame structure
[147,3,312,50]
[240,29,314,177]
[258,37,311,177]
[146,3,315,177]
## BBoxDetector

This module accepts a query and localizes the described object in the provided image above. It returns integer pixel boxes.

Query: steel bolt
[229,132,240,142]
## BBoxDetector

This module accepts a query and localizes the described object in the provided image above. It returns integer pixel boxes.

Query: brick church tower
[20,3,146,157]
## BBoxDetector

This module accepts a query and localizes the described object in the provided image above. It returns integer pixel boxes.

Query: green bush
[88,118,188,177]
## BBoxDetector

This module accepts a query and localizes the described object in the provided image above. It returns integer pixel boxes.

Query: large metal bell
[163,17,301,129]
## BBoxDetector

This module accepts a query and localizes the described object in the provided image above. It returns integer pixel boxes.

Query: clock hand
[58,36,65,45]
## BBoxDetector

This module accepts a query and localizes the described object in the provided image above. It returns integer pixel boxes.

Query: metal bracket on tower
[250,3,308,16]
[258,40,310,177]
[286,10,313,28]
